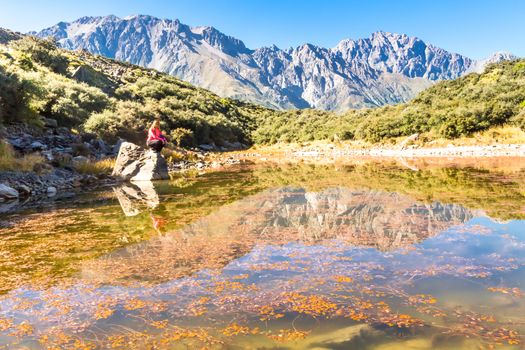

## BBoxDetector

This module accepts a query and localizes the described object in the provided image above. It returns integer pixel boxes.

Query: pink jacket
[147,128,167,143]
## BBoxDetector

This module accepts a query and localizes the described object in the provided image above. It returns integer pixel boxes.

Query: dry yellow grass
[73,158,115,175]
[161,147,185,163]
[0,142,45,172]
[161,146,199,163]
[419,126,525,147]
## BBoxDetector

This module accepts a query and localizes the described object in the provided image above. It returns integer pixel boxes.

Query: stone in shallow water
[112,142,169,181]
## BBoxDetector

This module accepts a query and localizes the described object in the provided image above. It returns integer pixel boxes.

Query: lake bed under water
[0,159,524,349]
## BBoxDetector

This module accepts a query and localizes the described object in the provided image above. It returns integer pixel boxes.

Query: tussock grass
[417,126,525,147]
[73,158,115,175]
[162,146,199,163]
[0,141,44,171]
[161,147,185,163]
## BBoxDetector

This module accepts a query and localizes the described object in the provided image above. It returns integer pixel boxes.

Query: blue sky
[0,0,523,59]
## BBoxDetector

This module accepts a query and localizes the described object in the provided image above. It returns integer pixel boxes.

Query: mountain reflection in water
[0,160,524,349]
[83,187,475,285]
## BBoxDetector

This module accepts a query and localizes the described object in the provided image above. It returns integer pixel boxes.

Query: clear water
[0,159,524,349]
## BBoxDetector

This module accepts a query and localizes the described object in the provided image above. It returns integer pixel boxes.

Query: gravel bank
[290,144,525,158]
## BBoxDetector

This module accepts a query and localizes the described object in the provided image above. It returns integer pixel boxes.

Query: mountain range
[36,15,515,111]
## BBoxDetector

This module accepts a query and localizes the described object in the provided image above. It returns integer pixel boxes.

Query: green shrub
[11,36,69,74]
[0,66,36,123]
[511,109,525,130]
[36,76,110,126]
[170,128,195,147]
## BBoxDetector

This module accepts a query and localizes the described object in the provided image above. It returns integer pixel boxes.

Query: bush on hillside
[0,66,36,124]
[3,33,525,146]
[511,109,525,130]
[11,36,69,74]
[30,73,110,126]
[170,128,195,147]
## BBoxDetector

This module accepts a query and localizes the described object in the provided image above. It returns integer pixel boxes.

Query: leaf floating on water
[283,292,338,318]
[0,318,13,332]
[408,294,438,305]
[259,305,285,321]
[332,275,353,283]
[107,335,126,348]
[188,297,210,316]
[149,319,169,329]
[231,274,250,280]
[9,322,33,337]
[267,329,310,342]
[379,313,424,328]
[123,298,148,310]
[222,323,259,337]
[487,287,523,298]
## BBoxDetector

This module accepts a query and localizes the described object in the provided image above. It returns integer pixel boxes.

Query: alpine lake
[0,157,525,349]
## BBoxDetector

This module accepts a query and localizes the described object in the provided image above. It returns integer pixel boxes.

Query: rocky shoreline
[2,120,523,216]
[0,121,246,214]
[0,121,119,210]
[0,169,116,212]
[0,119,121,203]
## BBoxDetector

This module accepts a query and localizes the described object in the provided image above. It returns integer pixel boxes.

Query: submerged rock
[112,142,169,181]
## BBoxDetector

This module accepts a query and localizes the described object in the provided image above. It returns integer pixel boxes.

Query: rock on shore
[112,142,169,181]
[0,184,18,201]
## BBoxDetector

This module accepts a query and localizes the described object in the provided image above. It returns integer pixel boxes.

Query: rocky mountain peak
[191,25,252,56]
[35,15,515,111]
[463,51,517,74]
[0,28,22,44]
[484,51,516,63]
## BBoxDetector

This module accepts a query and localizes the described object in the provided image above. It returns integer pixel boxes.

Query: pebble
[47,186,57,197]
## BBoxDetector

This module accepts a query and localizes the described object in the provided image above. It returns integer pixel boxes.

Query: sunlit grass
[73,158,115,175]
[0,141,45,172]
[419,126,525,147]
[162,146,200,163]
[161,147,185,163]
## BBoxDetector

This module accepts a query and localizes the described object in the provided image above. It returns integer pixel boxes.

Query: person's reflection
[113,181,170,235]
[150,212,167,235]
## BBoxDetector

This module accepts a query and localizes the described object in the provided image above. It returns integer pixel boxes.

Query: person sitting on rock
[147,119,167,152]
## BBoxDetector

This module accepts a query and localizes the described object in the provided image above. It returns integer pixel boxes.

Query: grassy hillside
[0,31,524,147]
[0,33,267,147]
[254,60,525,144]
